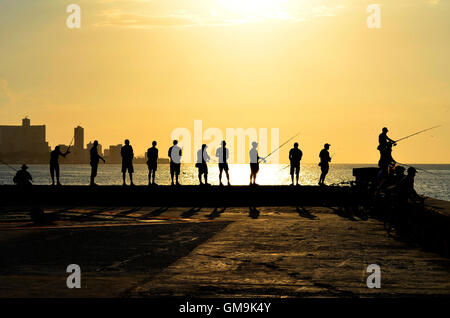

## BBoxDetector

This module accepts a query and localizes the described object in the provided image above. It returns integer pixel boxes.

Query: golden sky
[0,0,449,163]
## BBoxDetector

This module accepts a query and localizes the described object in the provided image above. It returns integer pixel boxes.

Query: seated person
[13,164,32,187]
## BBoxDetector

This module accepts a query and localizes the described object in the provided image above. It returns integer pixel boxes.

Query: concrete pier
[0,202,449,297]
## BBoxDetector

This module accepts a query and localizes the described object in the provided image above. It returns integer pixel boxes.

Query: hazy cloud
[0,79,17,107]
[94,10,199,28]
[94,2,346,28]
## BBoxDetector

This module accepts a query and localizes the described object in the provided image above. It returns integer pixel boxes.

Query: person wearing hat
[90,140,105,186]
[378,127,397,170]
[249,141,265,185]
[398,167,423,203]
[318,143,331,186]
[378,127,396,150]
[13,164,32,187]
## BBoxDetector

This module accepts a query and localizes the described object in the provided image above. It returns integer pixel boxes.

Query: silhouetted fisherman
[216,140,230,186]
[398,167,423,203]
[50,146,70,186]
[378,127,396,150]
[393,165,406,185]
[90,140,105,186]
[378,141,396,172]
[13,164,32,187]
[380,164,402,194]
[378,127,397,171]
[289,142,303,186]
[249,141,265,186]
[196,144,210,185]
[121,139,134,186]
[168,140,182,186]
[147,141,158,186]
[318,143,331,186]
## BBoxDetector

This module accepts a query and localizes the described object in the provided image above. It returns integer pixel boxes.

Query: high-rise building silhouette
[104,144,122,163]
[0,117,50,155]
[72,126,88,163]
[74,126,84,152]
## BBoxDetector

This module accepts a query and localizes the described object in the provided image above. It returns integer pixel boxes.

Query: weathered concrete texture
[0,206,449,297]
[132,207,450,297]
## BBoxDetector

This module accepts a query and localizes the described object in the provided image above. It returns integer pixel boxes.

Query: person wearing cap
[289,142,303,186]
[318,143,331,186]
[249,141,265,186]
[90,140,105,186]
[378,127,397,171]
[13,164,32,187]
[398,167,423,203]
[378,127,396,150]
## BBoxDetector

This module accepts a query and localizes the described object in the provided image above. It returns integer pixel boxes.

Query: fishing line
[260,132,300,163]
[394,125,442,143]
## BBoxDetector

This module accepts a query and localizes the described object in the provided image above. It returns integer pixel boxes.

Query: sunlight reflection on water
[0,163,448,201]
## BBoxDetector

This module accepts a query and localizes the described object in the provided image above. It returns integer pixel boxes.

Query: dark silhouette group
[376,127,422,203]
[14,138,335,187]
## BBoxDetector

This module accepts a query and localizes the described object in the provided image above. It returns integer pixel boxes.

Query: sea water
[0,164,448,201]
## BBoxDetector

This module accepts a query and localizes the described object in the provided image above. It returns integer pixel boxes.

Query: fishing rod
[394,125,441,143]
[0,159,18,172]
[395,161,438,176]
[259,132,300,163]
[65,135,74,154]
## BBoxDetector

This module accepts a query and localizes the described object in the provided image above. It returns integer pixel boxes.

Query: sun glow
[216,0,298,21]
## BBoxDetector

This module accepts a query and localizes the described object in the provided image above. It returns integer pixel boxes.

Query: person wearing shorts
[121,139,134,186]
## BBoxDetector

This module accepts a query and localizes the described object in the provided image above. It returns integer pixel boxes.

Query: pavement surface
[0,205,449,297]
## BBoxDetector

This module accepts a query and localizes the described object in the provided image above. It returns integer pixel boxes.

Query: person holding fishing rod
[378,127,397,172]
[258,132,300,185]
[378,125,441,173]
[50,145,70,186]
[250,141,265,185]
[90,140,105,186]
